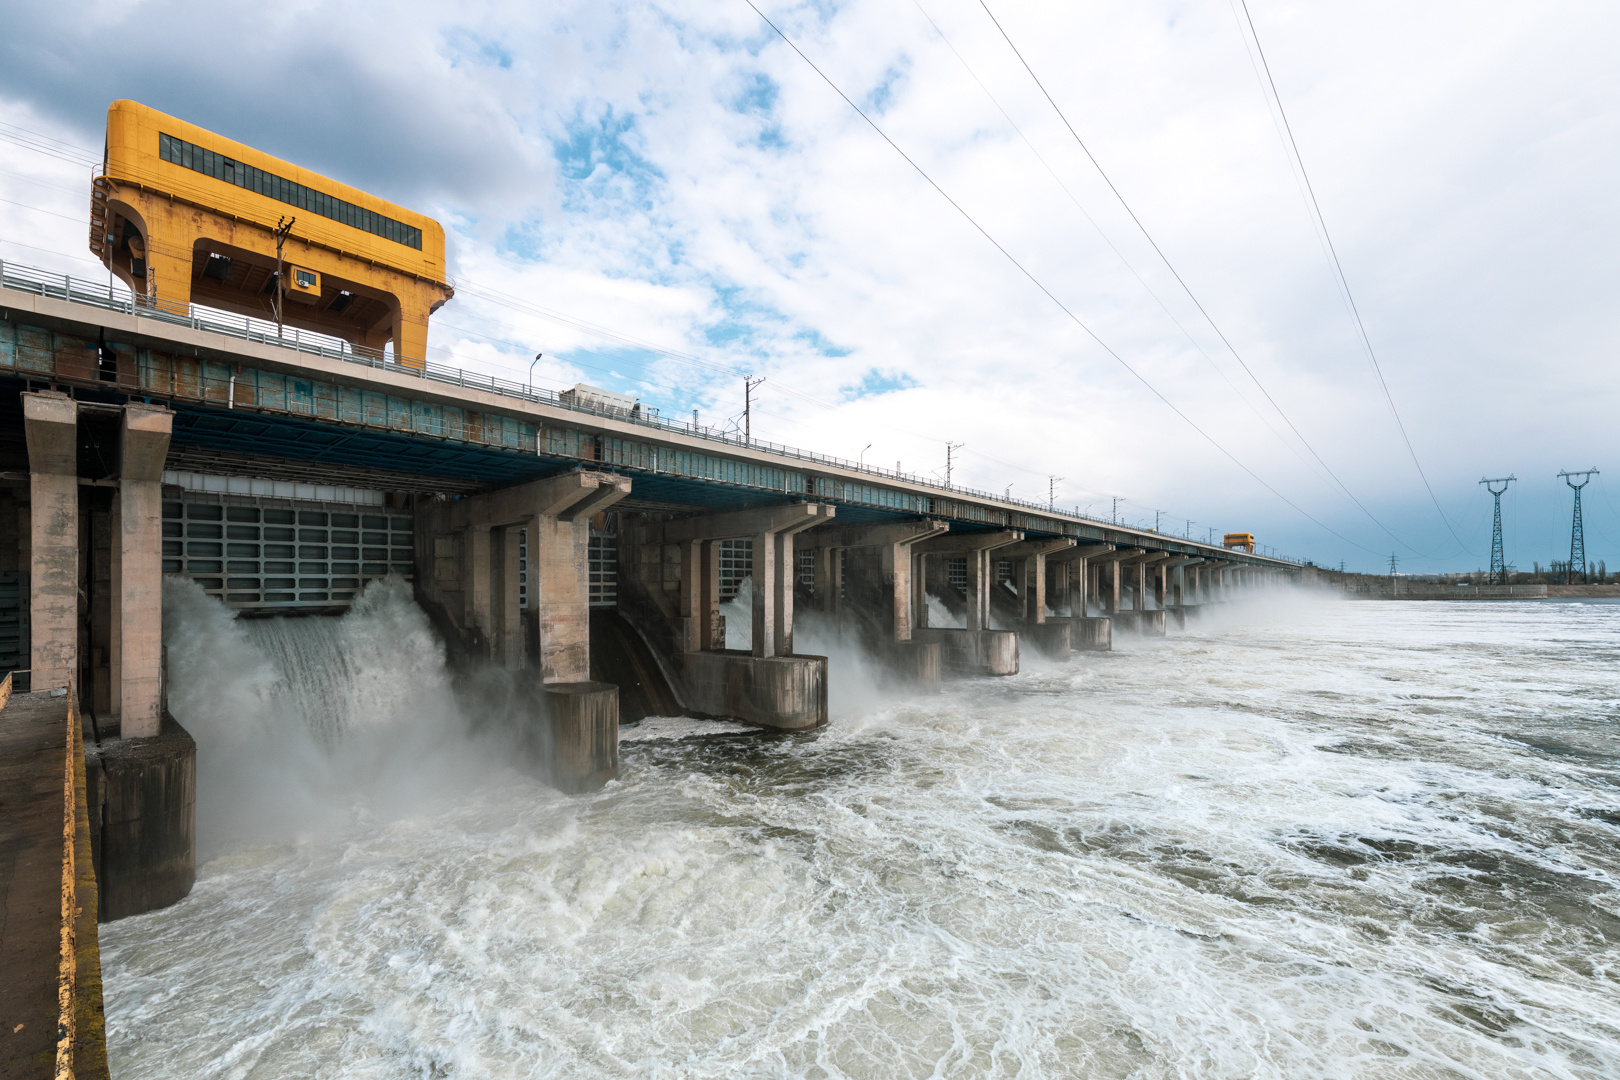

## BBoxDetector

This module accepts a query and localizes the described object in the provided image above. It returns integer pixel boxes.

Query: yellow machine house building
[90,100,453,369]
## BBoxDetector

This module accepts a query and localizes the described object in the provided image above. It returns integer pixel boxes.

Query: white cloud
[3,0,1618,570]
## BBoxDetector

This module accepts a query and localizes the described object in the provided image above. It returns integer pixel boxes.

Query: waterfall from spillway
[239,577,456,747]
[160,574,492,855]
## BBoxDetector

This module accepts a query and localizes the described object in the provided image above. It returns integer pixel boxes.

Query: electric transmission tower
[1558,468,1599,584]
[1479,476,1515,585]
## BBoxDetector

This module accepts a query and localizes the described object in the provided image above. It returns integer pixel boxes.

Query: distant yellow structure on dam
[90,100,452,368]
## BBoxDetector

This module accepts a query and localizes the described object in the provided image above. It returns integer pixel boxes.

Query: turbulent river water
[102,579,1620,1078]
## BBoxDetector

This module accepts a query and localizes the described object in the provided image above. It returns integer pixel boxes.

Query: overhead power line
[744,0,1383,555]
[1233,1,1473,557]
[974,0,1433,559]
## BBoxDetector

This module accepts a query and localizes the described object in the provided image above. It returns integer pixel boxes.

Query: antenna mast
[1479,476,1515,585]
[743,375,766,443]
[944,442,963,486]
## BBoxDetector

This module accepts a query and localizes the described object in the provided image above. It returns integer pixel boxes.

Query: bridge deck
[0,690,71,1076]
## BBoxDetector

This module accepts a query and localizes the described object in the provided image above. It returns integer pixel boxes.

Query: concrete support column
[493,526,523,668]
[464,525,493,654]
[1107,560,1121,615]
[882,540,913,641]
[912,552,929,628]
[751,530,778,657]
[964,549,988,631]
[774,530,795,655]
[1135,560,1148,612]
[677,539,703,651]
[116,404,172,738]
[529,513,595,681]
[1069,559,1088,616]
[699,539,723,651]
[23,392,77,692]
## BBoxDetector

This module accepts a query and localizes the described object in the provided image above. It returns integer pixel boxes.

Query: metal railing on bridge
[0,258,1302,565]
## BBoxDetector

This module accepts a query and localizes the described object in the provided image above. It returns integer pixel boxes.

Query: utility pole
[272,215,296,337]
[944,442,963,486]
[1558,468,1599,584]
[1185,519,1192,538]
[1048,476,1062,511]
[1154,509,1162,533]
[1112,497,1120,524]
[743,375,765,443]
[1479,475,1515,585]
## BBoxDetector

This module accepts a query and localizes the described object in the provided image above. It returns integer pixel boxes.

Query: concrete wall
[675,650,828,730]
[912,628,1018,677]
[85,714,196,921]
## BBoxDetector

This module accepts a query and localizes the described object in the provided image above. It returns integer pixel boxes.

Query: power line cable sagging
[1231,1,1473,557]
[745,0,1382,555]
[971,0,1433,559]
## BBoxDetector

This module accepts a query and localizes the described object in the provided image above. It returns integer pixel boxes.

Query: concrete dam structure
[0,257,1300,919]
[0,112,1300,1071]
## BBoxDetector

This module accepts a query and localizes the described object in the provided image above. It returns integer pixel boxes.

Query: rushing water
[104,582,1620,1078]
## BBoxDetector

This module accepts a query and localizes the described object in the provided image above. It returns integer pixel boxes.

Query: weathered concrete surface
[539,682,619,793]
[913,628,1019,677]
[1066,616,1111,651]
[85,714,196,921]
[23,391,77,691]
[1143,610,1167,636]
[0,690,110,1080]
[1022,620,1071,660]
[675,651,828,730]
[882,639,941,690]
[116,403,173,738]
[422,469,630,673]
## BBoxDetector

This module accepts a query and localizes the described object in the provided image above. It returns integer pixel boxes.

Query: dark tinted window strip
[158,132,423,251]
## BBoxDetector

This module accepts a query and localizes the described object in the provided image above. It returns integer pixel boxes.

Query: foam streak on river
[104,585,1620,1078]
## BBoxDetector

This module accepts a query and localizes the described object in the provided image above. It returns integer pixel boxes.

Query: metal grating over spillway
[162,495,415,611]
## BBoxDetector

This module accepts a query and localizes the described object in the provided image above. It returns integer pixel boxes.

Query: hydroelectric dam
[0,101,1301,1076]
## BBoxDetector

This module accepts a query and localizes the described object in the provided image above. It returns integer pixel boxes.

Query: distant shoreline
[1322,581,1620,601]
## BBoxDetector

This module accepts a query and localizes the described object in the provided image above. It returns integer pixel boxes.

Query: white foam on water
[620,716,759,741]
[105,589,1620,1078]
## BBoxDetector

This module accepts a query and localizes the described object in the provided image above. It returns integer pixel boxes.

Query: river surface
[102,584,1620,1078]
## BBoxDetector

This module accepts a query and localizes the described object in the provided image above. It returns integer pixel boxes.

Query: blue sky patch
[442,28,513,69]
[841,367,918,400]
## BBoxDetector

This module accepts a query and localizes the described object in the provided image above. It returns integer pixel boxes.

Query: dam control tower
[90,100,454,369]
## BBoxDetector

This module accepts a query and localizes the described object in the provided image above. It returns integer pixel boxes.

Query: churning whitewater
[101,580,1620,1078]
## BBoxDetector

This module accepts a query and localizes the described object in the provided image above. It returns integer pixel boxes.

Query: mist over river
[102,583,1620,1078]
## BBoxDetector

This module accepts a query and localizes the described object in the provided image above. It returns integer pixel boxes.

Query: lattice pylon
[1479,476,1515,586]
[1559,469,1599,584]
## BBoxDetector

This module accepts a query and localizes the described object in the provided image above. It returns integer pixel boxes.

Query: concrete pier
[912,627,1019,677]
[618,502,835,729]
[85,714,197,920]
[539,682,619,793]
[1022,620,1071,660]
[22,392,77,693]
[675,650,828,730]
[113,404,172,737]
[1048,615,1111,651]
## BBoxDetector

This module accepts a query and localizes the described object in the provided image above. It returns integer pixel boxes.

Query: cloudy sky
[2,1,1616,573]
